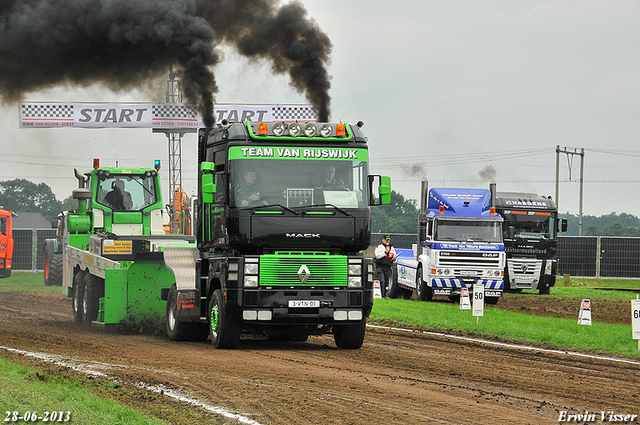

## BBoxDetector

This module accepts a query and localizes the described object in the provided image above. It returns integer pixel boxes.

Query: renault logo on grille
[298,265,310,283]
[521,264,529,273]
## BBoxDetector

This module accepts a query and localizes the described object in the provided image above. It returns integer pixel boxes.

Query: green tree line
[560,212,640,237]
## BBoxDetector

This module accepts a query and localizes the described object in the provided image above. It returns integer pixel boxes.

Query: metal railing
[12,229,56,272]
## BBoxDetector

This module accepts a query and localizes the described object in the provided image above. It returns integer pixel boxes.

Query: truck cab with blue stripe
[395,182,505,304]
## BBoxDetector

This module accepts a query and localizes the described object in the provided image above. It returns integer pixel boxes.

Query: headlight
[443,269,450,275]
[303,122,317,137]
[288,122,302,137]
[244,263,259,275]
[319,123,332,137]
[348,264,362,276]
[272,122,286,136]
[244,276,258,287]
[544,262,553,275]
[348,276,362,288]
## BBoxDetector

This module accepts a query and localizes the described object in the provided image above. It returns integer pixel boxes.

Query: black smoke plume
[0,0,332,126]
[478,165,497,182]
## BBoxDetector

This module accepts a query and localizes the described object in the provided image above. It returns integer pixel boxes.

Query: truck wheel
[416,268,432,301]
[334,318,367,349]
[82,273,104,325]
[209,289,241,349]
[49,254,63,286]
[72,271,86,325]
[387,280,399,299]
[44,246,53,286]
[166,285,209,341]
[538,277,552,295]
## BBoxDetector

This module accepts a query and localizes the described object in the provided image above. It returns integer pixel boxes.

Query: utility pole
[555,146,585,235]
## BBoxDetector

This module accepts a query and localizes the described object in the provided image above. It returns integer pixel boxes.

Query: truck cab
[396,184,505,304]
[165,120,391,349]
[494,192,568,294]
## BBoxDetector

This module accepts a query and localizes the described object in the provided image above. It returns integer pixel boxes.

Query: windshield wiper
[309,204,352,217]
[247,204,301,215]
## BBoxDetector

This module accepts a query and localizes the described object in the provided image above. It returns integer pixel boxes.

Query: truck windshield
[435,219,502,243]
[96,174,158,211]
[229,157,369,209]
[503,211,555,239]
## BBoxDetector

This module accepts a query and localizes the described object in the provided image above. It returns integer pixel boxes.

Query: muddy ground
[1,290,638,425]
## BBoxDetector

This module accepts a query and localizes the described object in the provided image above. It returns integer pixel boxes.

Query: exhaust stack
[420,181,429,216]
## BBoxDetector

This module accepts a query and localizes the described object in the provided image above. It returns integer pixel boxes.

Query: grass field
[0,271,61,292]
[0,358,170,425]
[369,298,640,359]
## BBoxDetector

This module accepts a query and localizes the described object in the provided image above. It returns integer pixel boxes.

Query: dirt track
[1,290,639,424]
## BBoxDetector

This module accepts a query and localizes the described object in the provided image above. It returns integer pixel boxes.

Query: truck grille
[508,259,542,278]
[259,252,348,287]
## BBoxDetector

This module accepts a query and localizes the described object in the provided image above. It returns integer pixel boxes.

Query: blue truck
[393,182,505,304]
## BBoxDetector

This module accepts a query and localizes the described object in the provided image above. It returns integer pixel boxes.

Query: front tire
[72,271,86,325]
[45,252,63,287]
[82,273,104,325]
[209,289,241,349]
[416,268,433,301]
[334,318,367,349]
[166,285,209,341]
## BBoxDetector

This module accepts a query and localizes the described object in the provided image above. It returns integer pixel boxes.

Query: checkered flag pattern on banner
[21,104,73,118]
[271,106,317,121]
[152,104,198,119]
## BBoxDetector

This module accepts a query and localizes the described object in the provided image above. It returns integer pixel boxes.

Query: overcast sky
[1,0,639,217]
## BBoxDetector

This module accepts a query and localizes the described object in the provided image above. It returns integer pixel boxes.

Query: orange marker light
[93,158,100,169]
[336,123,346,136]
[490,207,496,215]
[258,122,268,135]
[439,205,445,214]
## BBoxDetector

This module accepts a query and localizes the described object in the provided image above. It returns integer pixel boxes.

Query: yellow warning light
[258,122,268,135]
[336,124,346,136]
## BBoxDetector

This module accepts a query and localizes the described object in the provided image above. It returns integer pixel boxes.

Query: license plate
[460,270,477,276]
[288,300,320,308]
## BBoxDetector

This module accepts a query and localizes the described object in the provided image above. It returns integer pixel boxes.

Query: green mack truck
[167,120,390,349]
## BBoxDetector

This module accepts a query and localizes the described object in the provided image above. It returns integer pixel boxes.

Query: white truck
[392,182,505,304]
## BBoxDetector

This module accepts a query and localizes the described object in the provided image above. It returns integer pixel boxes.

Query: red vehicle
[0,207,15,278]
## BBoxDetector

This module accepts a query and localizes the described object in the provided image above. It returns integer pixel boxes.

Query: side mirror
[201,162,217,204]
[560,218,568,233]
[368,175,392,206]
[508,225,515,239]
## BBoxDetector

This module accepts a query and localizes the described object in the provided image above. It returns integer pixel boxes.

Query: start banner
[19,102,316,129]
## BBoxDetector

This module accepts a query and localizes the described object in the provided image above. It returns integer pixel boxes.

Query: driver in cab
[311,164,345,189]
